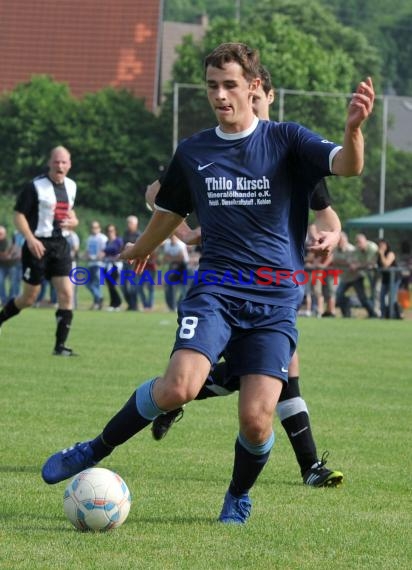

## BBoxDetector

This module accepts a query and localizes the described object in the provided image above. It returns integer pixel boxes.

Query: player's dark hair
[204,43,260,82]
[258,65,273,95]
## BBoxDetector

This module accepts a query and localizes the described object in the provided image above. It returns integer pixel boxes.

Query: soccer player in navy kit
[148,67,343,487]
[0,146,79,356]
[42,44,374,524]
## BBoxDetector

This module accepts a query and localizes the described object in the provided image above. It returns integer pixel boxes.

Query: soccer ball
[63,467,131,531]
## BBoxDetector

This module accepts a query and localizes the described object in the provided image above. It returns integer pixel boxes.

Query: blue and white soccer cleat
[41,441,97,484]
[218,490,252,524]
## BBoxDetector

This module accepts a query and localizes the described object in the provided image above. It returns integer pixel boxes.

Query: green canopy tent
[345,207,412,230]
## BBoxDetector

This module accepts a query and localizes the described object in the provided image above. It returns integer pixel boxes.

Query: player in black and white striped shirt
[0,146,79,356]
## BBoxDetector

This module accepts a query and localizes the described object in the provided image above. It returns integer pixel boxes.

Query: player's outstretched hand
[119,242,149,274]
[131,257,149,275]
[347,77,374,129]
[308,230,340,260]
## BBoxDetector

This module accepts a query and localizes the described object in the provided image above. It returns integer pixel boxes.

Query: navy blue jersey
[156,118,341,308]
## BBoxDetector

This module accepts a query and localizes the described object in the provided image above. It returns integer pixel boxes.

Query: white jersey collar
[215,116,259,140]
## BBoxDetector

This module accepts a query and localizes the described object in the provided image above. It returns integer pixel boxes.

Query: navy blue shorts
[173,292,297,382]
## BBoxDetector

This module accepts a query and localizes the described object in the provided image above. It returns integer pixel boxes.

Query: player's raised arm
[332,77,374,176]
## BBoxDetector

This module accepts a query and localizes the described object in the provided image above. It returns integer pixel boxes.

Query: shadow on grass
[0,465,40,474]
[130,514,219,525]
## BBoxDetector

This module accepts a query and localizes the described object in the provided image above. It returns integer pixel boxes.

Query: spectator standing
[336,233,378,318]
[121,215,142,311]
[140,250,158,310]
[85,221,107,310]
[0,226,15,306]
[66,230,80,309]
[377,239,402,319]
[104,224,123,311]
[305,248,335,318]
[8,230,25,300]
[398,240,412,307]
[162,235,189,311]
[302,225,327,317]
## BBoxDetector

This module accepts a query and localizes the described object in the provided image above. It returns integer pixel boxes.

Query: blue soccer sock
[229,432,275,497]
[97,378,162,451]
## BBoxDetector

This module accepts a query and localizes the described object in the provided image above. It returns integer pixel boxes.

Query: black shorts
[22,238,72,285]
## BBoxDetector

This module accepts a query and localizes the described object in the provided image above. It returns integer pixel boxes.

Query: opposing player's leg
[0,280,40,331]
[151,361,232,440]
[0,239,47,331]
[277,352,343,487]
[42,349,211,484]
[49,238,78,356]
[52,275,77,356]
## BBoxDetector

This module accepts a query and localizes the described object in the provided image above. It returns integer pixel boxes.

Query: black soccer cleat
[53,346,79,357]
[151,407,184,441]
[303,451,343,487]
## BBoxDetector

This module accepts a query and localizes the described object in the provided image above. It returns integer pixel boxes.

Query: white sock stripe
[276,397,308,421]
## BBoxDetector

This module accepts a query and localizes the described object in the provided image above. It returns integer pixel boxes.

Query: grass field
[1,304,411,569]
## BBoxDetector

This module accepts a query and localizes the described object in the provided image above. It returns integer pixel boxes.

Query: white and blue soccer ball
[63,467,131,531]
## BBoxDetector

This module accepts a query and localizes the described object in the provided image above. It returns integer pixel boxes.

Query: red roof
[0,0,162,111]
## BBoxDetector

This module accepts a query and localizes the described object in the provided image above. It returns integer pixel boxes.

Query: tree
[385,11,412,96]
[69,88,168,214]
[164,0,237,22]
[0,75,78,192]
[319,0,412,95]
[0,77,169,215]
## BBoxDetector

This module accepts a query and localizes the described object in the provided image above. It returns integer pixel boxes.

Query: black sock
[229,438,271,497]
[90,435,114,462]
[55,309,73,349]
[0,298,20,325]
[278,376,318,475]
[281,412,318,475]
[100,391,151,448]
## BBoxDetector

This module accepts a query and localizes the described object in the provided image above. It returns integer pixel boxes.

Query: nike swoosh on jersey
[197,162,215,171]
